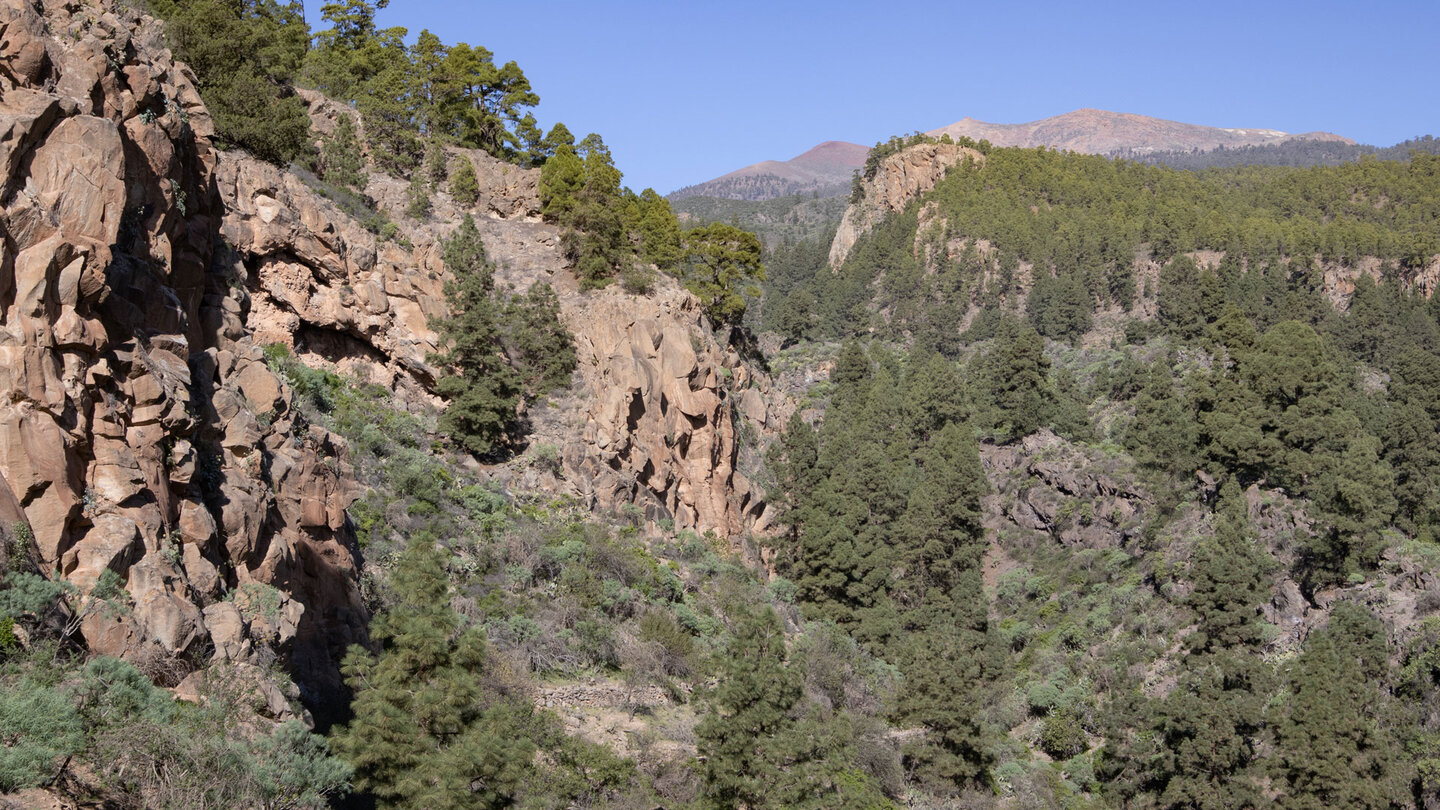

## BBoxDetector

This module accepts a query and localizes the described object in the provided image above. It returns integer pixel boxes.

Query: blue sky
[308,0,1440,194]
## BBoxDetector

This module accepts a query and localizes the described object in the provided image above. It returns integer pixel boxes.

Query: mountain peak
[927,109,1352,154]
[669,140,868,201]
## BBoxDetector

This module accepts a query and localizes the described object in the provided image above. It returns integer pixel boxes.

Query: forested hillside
[1125,134,1440,170]
[766,137,1440,341]
[748,133,1440,806]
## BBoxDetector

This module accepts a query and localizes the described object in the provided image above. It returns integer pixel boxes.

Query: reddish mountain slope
[670,140,868,201]
[926,108,1352,155]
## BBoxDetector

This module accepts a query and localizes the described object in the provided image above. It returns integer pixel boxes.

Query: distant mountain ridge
[672,109,1354,203]
[669,140,868,201]
[926,108,1353,155]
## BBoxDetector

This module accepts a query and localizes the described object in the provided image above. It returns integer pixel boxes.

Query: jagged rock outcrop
[0,0,778,716]
[828,141,983,268]
[216,151,450,399]
[216,139,777,539]
[0,0,362,708]
[559,285,773,538]
[982,429,1149,548]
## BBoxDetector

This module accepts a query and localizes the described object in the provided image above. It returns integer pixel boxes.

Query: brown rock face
[982,430,1149,549]
[214,131,774,540]
[0,0,779,713]
[558,285,771,538]
[215,151,449,399]
[0,0,362,711]
[828,141,983,268]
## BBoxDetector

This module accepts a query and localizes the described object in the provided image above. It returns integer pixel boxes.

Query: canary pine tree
[696,607,889,809]
[429,215,522,456]
[331,536,536,809]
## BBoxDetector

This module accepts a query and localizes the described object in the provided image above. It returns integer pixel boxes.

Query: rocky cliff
[0,0,777,709]
[0,0,362,703]
[827,140,983,268]
[558,284,774,538]
[219,118,779,542]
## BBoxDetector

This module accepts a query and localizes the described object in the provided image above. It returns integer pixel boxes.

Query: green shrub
[0,677,83,791]
[253,720,353,809]
[1026,681,1062,715]
[0,571,69,623]
[767,576,797,605]
[1038,708,1087,759]
[638,611,696,676]
[450,157,479,205]
[673,603,718,637]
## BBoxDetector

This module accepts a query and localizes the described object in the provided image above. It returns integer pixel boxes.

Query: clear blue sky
[307,0,1440,194]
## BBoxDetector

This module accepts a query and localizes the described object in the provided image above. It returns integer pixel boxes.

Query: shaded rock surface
[982,429,1149,549]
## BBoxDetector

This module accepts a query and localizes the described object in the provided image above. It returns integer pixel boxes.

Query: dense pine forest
[750,131,1440,807]
[2,0,1440,809]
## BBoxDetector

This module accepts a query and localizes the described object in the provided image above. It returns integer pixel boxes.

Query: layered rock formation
[216,125,776,541]
[0,0,362,704]
[828,140,983,268]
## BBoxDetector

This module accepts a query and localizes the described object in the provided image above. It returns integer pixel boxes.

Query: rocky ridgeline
[831,141,1440,316]
[0,0,778,701]
[827,140,983,268]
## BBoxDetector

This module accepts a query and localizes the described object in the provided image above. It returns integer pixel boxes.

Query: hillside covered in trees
[747,132,1440,806]
[1124,134,1440,170]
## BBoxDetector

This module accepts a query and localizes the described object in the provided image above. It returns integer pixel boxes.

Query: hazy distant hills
[669,141,868,201]
[926,108,1352,155]
[1129,134,1440,171]
[671,110,1357,203]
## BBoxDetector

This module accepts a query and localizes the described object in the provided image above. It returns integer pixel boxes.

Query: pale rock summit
[829,140,984,268]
